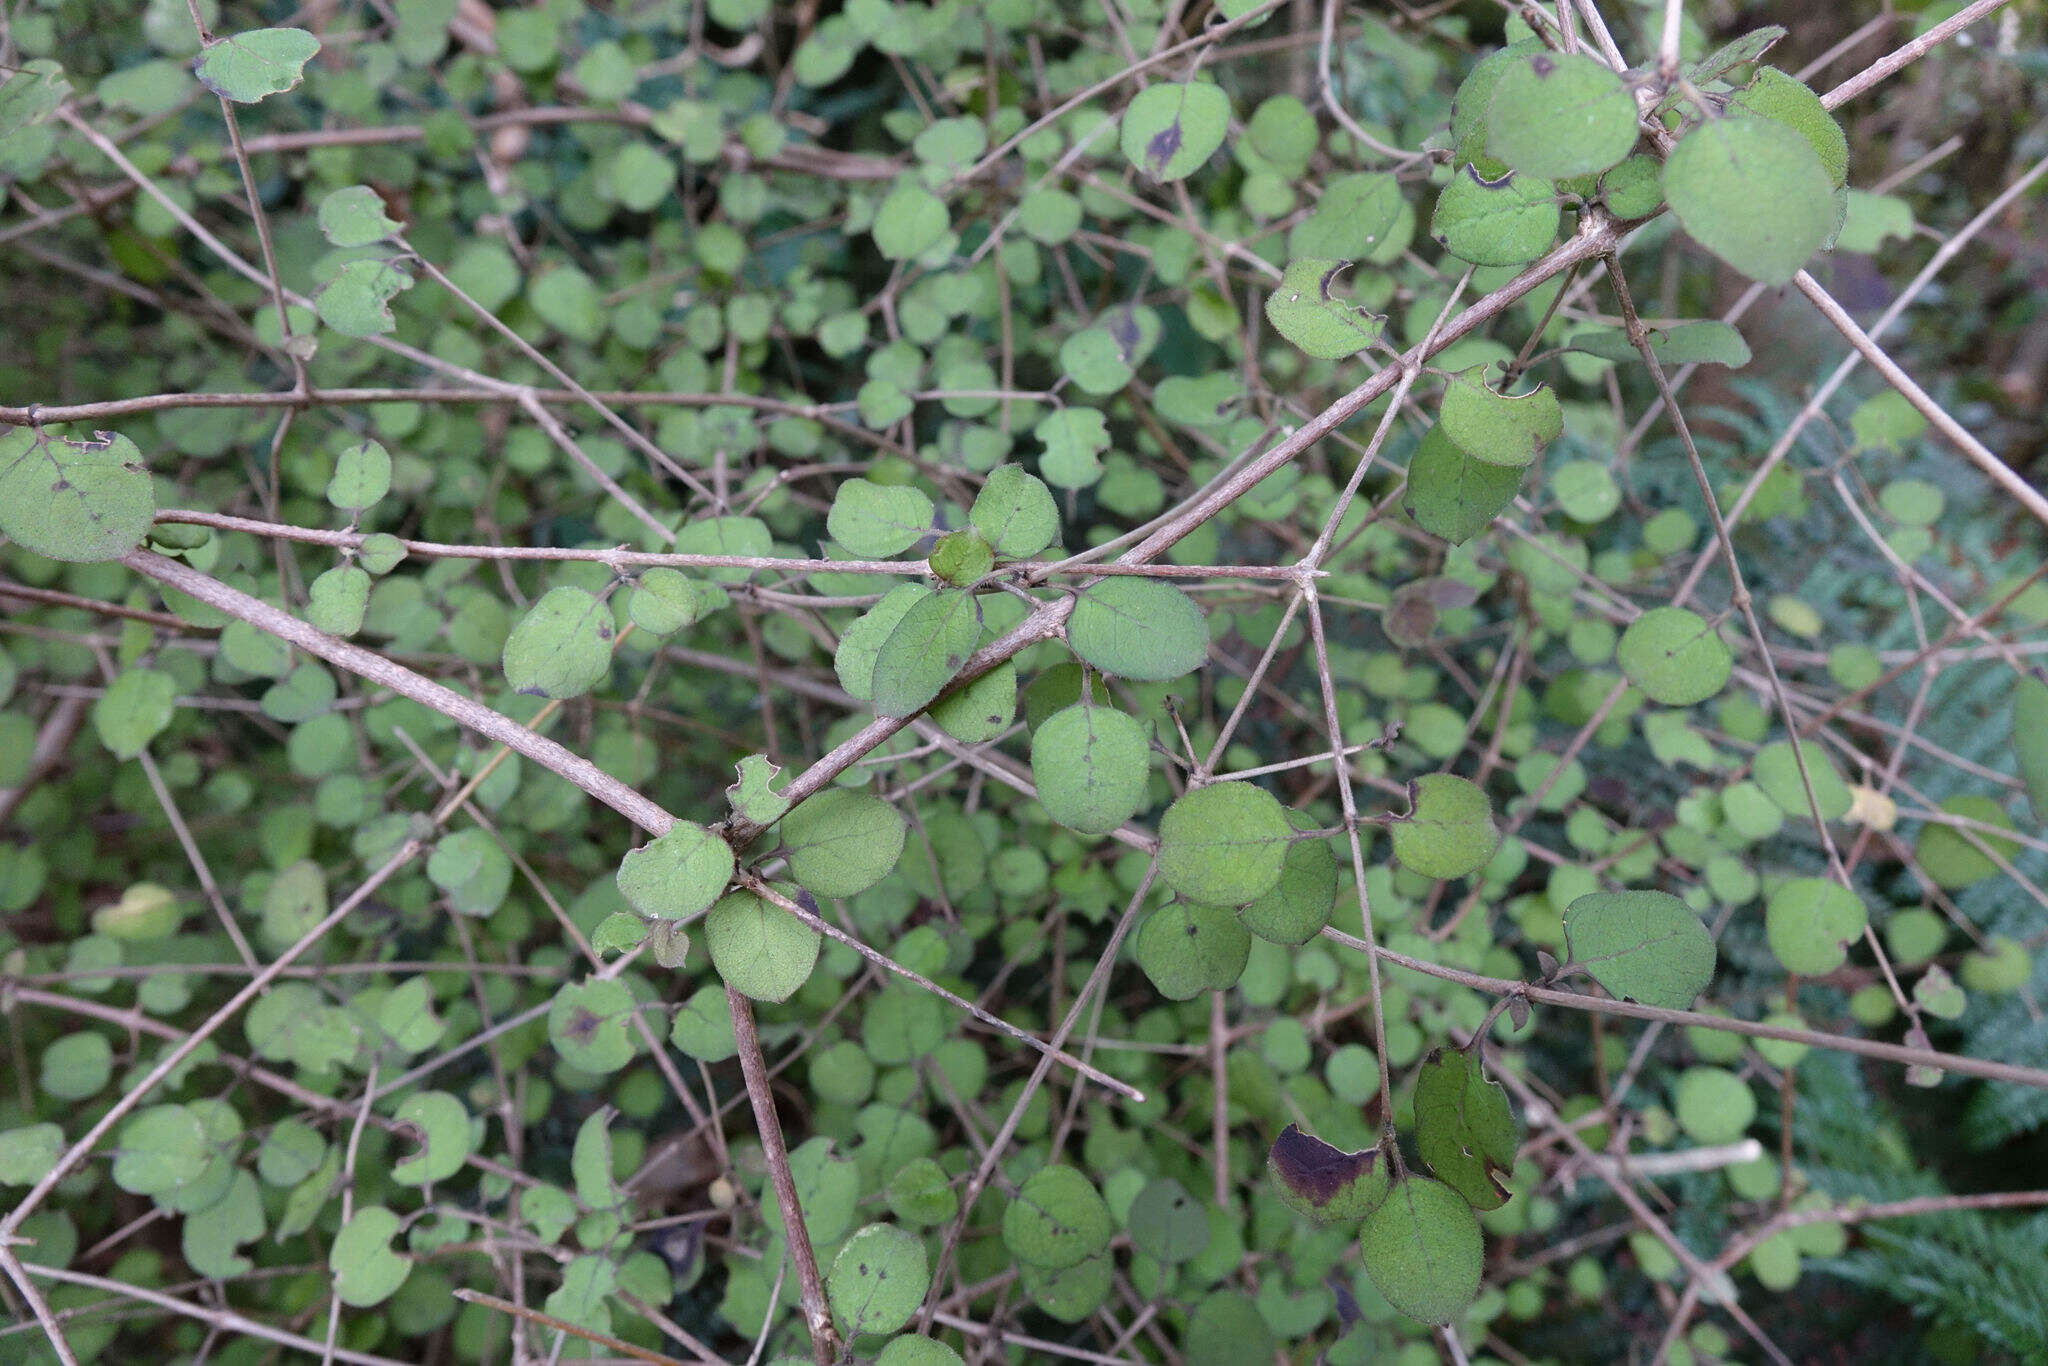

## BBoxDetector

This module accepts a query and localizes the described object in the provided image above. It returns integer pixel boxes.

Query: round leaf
[1157,781,1294,906]
[503,586,615,699]
[1031,702,1151,836]
[1617,607,1731,706]
[1134,900,1252,999]
[193,27,320,103]
[1120,82,1230,181]
[704,888,822,1002]
[781,788,907,898]
[870,587,980,718]
[828,478,934,557]
[828,1223,928,1338]
[1765,877,1866,975]
[1565,889,1716,1008]
[1486,51,1639,180]
[1067,578,1207,681]
[1264,259,1386,360]
[1002,1165,1113,1270]
[331,1206,411,1307]
[970,465,1058,558]
[1358,1176,1484,1327]
[617,821,735,921]
[0,427,154,563]
[1663,116,1834,285]
[1431,167,1559,267]
[1388,774,1500,880]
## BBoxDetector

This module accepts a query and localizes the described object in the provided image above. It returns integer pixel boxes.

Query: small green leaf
[1438,366,1563,469]
[1915,794,2018,889]
[1431,166,1559,267]
[1359,1176,1484,1327]
[306,564,371,637]
[390,1091,472,1186]
[1135,900,1252,998]
[1002,1165,1113,1270]
[572,1108,621,1211]
[828,1223,929,1338]
[1663,117,1834,285]
[1266,1124,1388,1224]
[1565,889,1716,1008]
[727,754,792,825]
[1673,1066,1756,1144]
[1264,259,1387,360]
[193,27,320,103]
[1157,781,1295,906]
[1126,1177,1210,1263]
[1752,739,1852,821]
[331,1206,411,1307]
[317,186,403,247]
[2017,676,2048,823]
[1765,877,1866,975]
[669,984,738,1060]
[928,656,1015,742]
[1067,578,1207,681]
[1486,51,1639,180]
[0,1124,64,1185]
[927,531,993,586]
[1404,424,1522,544]
[1413,1048,1519,1210]
[111,1104,207,1195]
[1388,774,1500,880]
[1238,814,1336,945]
[629,568,723,635]
[781,789,907,898]
[1566,320,1752,367]
[887,1158,959,1227]
[315,259,415,337]
[547,977,637,1073]
[870,586,980,718]
[971,465,1059,558]
[873,179,950,261]
[1031,701,1150,836]
[93,667,176,759]
[1617,607,1731,706]
[0,60,71,137]
[0,426,155,563]
[1035,406,1111,489]
[617,821,735,921]
[705,888,822,1002]
[1730,68,1847,187]
[828,477,935,557]
[1288,172,1405,260]
[326,439,392,510]
[1120,82,1230,181]
[502,586,615,699]
[1687,25,1787,86]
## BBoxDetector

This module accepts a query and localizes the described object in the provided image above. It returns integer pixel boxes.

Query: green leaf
[326,439,392,510]
[1565,889,1716,1008]
[572,1108,621,1211]
[315,259,415,337]
[887,1158,959,1227]
[1753,738,1852,821]
[331,1206,411,1307]
[1157,781,1295,906]
[112,1104,207,1195]
[1238,813,1336,945]
[1404,423,1522,544]
[617,821,735,921]
[0,1124,63,1185]
[1002,1165,1113,1270]
[1388,774,1500,880]
[1430,166,1559,267]
[2018,676,2048,823]
[874,179,950,260]
[93,667,175,759]
[1035,407,1111,489]
[1486,51,1639,180]
[1135,900,1251,999]
[830,477,934,557]
[1067,578,1207,681]
[871,586,980,717]
[1617,607,1731,706]
[929,656,1015,742]
[0,60,71,137]
[705,888,822,1001]
[781,789,906,897]
[927,530,993,586]
[528,266,603,343]
[727,754,792,826]
[1663,117,1834,285]
[1288,172,1405,260]
[1126,1178,1210,1263]
[1264,259,1386,360]
[971,465,1059,558]
[1673,1065,1756,1144]
[306,564,371,637]
[1687,25,1787,86]
[390,1091,472,1186]
[1120,82,1230,181]
[1031,701,1150,836]
[0,426,154,563]
[373,978,443,1055]
[547,977,637,1073]
[1359,1176,1484,1326]
[1915,794,2018,889]
[317,185,403,247]
[502,587,615,699]
[1765,877,1866,975]
[1438,366,1563,468]
[1413,1048,1519,1210]
[828,1223,929,1337]
[1730,68,1847,187]
[1566,320,1752,367]
[629,568,722,635]
[669,984,738,1061]
[1266,1124,1388,1224]
[193,28,320,103]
